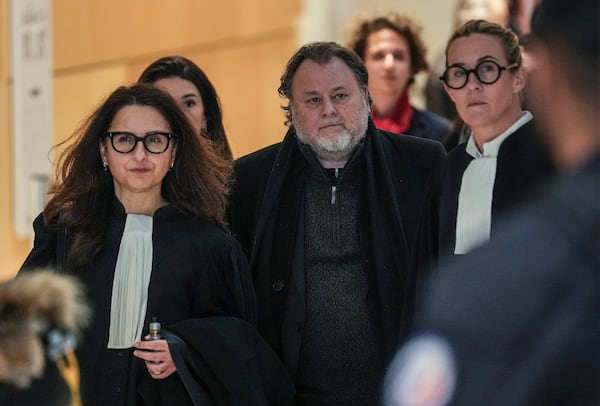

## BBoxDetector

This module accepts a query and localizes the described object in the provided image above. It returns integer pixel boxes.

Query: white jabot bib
[107,214,153,349]
[454,112,533,254]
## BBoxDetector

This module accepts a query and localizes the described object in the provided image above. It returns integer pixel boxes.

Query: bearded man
[229,41,445,406]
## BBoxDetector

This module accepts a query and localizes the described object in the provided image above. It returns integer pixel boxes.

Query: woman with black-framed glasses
[438,19,555,261]
[104,131,176,154]
[17,84,293,405]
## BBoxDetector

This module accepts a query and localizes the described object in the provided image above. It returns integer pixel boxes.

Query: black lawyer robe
[19,201,261,405]
[439,120,555,260]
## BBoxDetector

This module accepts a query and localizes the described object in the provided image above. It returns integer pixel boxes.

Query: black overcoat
[229,120,446,377]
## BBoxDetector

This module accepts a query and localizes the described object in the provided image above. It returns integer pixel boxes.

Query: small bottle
[148,317,162,365]
[149,317,162,340]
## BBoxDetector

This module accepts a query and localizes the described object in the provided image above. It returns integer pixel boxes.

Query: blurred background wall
[1,0,454,279]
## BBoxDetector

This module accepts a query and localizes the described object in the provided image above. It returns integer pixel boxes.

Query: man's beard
[303,129,354,156]
[294,110,369,161]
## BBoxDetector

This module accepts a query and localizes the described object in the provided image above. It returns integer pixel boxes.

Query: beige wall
[51,0,300,154]
[0,0,30,281]
[1,0,300,280]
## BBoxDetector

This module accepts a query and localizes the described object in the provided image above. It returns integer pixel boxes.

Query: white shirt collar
[466,111,533,159]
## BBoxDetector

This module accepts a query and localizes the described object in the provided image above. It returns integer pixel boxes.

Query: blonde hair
[445,19,522,68]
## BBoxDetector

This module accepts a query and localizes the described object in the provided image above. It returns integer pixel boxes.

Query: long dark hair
[138,56,233,161]
[45,83,231,268]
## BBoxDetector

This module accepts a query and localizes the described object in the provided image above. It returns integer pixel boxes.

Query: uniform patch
[383,334,457,406]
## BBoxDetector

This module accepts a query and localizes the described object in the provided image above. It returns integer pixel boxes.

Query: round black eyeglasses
[440,60,519,90]
[104,131,175,154]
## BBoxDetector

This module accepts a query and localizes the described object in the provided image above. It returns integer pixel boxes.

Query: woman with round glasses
[17,84,292,404]
[438,19,554,260]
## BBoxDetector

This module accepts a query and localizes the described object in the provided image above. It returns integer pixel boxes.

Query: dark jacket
[19,201,259,406]
[408,107,452,143]
[0,362,70,406]
[229,120,446,378]
[439,120,555,259]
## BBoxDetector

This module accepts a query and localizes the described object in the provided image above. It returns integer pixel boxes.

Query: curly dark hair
[346,12,429,86]
[138,56,232,161]
[278,41,371,127]
[44,83,231,268]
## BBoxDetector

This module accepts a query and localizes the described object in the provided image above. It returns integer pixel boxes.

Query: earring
[169,160,174,169]
[103,161,108,172]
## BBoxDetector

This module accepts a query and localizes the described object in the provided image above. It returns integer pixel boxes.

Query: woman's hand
[133,335,176,379]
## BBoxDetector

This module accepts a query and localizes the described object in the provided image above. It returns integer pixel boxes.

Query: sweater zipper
[331,168,340,205]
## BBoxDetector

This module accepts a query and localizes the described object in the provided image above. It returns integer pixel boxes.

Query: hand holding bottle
[133,317,176,379]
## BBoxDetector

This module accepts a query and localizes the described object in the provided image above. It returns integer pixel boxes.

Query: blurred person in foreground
[383,0,600,404]
[437,19,554,261]
[138,56,233,162]
[19,84,292,405]
[346,12,451,142]
[229,41,445,405]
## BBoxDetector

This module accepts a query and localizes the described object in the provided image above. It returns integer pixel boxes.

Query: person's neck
[471,107,524,152]
[317,154,350,169]
[116,191,166,216]
[557,137,600,173]
[371,90,404,118]
[552,117,600,173]
[543,85,599,172]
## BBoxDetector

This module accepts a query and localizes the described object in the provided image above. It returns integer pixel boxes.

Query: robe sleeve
[190,237,258,327]
[164,317,294,406]
[20,213,59,273]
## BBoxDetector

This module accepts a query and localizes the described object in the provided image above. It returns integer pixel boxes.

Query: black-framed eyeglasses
[104,131,176,154]
[440,60,519,90]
